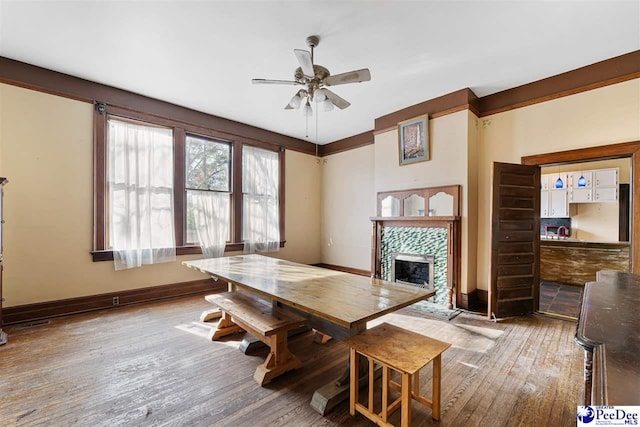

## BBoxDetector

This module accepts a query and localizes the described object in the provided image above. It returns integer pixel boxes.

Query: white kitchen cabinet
[594,169,618,188]
[541,190,549,217]
[541,175,550,190]
[541,188,569,218]
[594,187,617,202]
[570,171,593,188]
[567,168,618,204]
[542,173,568,190]
[549,189,569,217]
[570,187,593,203]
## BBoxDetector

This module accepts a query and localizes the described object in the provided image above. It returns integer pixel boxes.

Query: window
[185,135,231,245]
[92,106,285,262]
[242,145,280,252]
[107,118,175,270]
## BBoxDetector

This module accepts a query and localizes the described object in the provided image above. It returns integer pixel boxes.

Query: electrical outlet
[112,296,119,306]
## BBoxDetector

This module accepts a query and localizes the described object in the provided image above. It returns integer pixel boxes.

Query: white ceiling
[1,1,638,144]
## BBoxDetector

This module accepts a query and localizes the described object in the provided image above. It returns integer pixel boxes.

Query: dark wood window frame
[91,104,285,262]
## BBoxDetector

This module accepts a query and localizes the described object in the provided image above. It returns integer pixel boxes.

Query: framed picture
[398,114,429,165]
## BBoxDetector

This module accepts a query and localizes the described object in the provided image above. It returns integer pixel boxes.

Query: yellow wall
[374,110,476,294]
[277,150,322,263]
[321,110,479,294]
[2,75,637,306]
[321,145,375,270]
[477,78,640,290]
[0,83,321,307]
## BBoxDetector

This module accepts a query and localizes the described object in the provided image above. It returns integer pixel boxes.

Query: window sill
[90,241,286,262]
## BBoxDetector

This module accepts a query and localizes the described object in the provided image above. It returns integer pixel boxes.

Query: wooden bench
[343,322,451,426]
[205,292,307,386]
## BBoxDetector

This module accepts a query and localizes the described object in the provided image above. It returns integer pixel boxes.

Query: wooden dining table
[183,254,435,415]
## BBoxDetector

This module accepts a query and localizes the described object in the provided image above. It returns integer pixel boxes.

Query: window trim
[92,104,285,262]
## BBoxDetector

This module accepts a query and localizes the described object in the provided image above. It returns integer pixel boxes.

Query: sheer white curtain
[189,190,230,258]
[242,146,280,253]
[108,119,176,270]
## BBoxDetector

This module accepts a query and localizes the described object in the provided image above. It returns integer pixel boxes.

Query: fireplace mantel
[370,216,460,224]
[371,185,462,309]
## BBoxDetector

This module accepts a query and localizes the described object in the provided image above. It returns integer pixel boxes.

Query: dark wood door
[489,162,540,318]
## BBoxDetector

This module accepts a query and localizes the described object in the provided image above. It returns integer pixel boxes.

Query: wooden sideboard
[575,270,640,405]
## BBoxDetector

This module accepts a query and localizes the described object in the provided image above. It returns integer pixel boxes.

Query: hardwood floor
[0,295,583,426]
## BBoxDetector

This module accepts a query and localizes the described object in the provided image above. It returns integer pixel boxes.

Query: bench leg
[208,312,245,341]
[253,331,302,386]
[200,308,222,322]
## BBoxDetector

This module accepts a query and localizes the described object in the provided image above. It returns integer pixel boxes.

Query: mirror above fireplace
[377,184,460,218]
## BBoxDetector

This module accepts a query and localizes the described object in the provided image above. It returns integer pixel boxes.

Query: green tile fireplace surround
[381,226,449,306]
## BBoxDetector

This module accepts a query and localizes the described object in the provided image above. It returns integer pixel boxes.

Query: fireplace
[391,253,435,292]
[371,185,462,309]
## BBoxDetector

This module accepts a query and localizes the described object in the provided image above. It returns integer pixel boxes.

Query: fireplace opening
[391,253,435,292]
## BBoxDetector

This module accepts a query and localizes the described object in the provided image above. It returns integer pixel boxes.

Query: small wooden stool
[343,322,451,427]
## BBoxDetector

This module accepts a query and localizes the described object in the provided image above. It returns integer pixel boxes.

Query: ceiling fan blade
[323,89,351,109]
[252,79,300,85]
[294,49,315,77]
[324,68,371,86]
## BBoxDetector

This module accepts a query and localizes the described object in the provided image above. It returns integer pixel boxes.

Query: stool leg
[368,356,375,412]
[432,354,442,421]
[401,372,412,427]
[349,348,358,416]
[413,369,420,398]
[381,365,390,422]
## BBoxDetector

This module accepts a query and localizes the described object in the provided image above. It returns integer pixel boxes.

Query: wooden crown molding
[320,50,639,155]
[2,50,638,158]
[375,88,479,133]
[318,130,374,157]
[0,56,316,155]
[478,50,640,117]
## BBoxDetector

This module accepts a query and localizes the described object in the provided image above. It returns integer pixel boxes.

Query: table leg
[311,354,381,415]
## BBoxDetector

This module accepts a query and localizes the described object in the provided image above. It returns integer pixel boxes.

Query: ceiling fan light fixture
[287,92,303,109]
[314,88,326,102]
[323,98,334,112]
[303,99,313,117]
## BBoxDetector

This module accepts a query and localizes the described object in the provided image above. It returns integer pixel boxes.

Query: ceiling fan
[252,35,371,115]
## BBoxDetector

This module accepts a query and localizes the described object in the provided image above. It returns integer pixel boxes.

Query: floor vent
[13,319,51,329]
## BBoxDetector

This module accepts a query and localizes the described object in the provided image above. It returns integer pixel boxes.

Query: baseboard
[3,278,224,325]
[477,289,488,305]
[458,289,488,310]
[312,263,371,277]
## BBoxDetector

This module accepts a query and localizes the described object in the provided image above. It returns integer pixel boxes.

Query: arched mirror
[381,195,400,217]
[403,194,425,216]
[428,191,454,216]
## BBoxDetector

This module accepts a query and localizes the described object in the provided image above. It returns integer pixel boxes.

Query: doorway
[489,141,640,319]
[520,141,639,320]
[537,158,632,319]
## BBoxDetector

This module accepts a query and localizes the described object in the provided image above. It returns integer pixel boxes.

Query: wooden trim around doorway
[521,140,640,274]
